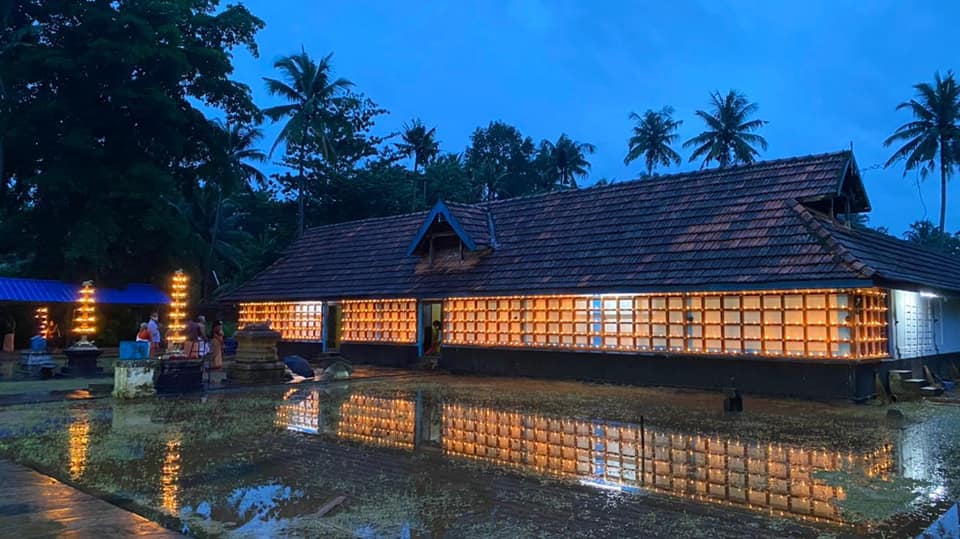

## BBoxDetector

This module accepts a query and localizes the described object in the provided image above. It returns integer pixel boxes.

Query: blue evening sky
[229,0,959,235]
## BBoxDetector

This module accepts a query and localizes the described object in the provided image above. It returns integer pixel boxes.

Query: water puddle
[1,377,958,537]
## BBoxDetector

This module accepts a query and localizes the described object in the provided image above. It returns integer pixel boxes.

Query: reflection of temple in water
[275,388,321,434]
[442,403,893,524]
[275,388,895,524]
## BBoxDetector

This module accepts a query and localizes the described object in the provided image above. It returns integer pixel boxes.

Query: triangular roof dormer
[797,151,871,216]
[406,200,495,257]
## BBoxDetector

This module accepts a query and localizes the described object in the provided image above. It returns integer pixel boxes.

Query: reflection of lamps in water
[68,416,91,480]
[275,388,321,434]
[168,270,189,345]
[160,436,181,514]
[72,281,96,342]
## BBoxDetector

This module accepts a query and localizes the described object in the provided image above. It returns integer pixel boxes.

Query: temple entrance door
[420,301,443,357]
[325,304,341,352]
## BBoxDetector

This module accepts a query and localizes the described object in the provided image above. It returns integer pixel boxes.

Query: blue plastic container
[30,335,47,351]
[119,341,150,360]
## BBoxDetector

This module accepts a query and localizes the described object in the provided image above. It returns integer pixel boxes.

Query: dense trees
[903,220,960,256]
[884,71,960,236]
[0,0,264,293]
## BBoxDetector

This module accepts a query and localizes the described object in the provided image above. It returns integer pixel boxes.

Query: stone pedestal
[63,342,103,376]
[155,359,203,393]
[227,323,287,384]
[113,360,157,399]
[21,350,56,378]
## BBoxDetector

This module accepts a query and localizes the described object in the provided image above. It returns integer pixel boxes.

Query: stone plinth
[21,350,56,378]
[227,323,287,384]
[113,360,157,399]
[63,343,103,376]
[155,359,203,393]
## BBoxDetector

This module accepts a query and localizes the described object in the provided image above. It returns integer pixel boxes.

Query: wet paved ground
[0,459,182,538]
[0,371,958,537]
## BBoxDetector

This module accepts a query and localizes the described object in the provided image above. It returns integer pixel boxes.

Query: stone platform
[0,460,183,537]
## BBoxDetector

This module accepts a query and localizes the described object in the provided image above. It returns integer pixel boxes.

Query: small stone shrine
[227,323,287,384]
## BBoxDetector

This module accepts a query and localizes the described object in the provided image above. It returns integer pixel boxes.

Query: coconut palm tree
[884,71,960,236]
[538,134,596,188]
[263,50,352,236]
[395,119,440,209]
[212,120,267,192]
[624,107,682,176]
[683,90,768,169]
[396,119,440,173]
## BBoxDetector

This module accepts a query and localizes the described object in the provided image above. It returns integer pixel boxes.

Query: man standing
[185,315,206,358]
[148,312,161,357]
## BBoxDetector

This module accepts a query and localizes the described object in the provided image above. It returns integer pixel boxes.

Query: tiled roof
[225,150,958,301]
[445,202,491,246]
[811,217,960,293]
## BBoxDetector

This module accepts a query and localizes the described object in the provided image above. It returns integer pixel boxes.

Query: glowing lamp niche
[35,306,50,339]
[72,281,96,339]
[168,270,189,343]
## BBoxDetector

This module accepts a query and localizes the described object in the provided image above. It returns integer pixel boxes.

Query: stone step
[921,386,944,398]
[890,371,922,401]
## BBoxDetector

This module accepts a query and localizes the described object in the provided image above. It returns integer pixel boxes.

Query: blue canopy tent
[0,278,170,350]
[0,278,170,305]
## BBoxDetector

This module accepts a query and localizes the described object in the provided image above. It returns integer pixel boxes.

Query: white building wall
[890,289,960,358]
[940,297,960,355]
[891,290,937,359]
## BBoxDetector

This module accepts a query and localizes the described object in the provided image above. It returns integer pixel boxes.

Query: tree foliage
[0,0,264,290]
[263,50,352,236]
[684,90,768,169]
[625,107,682,175]
[884,71,960,235]
[536,134,596,189]
[903,220,960,256]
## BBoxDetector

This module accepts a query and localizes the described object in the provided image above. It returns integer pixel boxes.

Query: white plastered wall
[941,296,960,354]
[890,289,960,358]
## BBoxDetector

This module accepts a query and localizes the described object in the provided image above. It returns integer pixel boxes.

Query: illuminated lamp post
[72,281,96,342]
[168,269,189,349]
[63,280,103,375]
[34,306,50,339]
[155,269,204,393]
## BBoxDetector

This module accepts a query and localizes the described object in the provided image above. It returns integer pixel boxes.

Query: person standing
[183,315,207,359]
[148,312,161,357]
[136,322,151,343]
[210,320,224,370]
[425,320,442,355]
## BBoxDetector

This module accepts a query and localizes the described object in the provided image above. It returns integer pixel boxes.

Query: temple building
[224,151,960,399]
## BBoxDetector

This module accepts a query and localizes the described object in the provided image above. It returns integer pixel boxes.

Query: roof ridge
[485,149,853,209]
[790,201,876,279]
[302,209,429,236]
[295,150,852,232]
